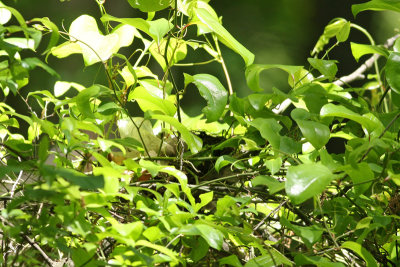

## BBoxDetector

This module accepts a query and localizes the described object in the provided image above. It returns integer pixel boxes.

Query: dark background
[3,0,400,116]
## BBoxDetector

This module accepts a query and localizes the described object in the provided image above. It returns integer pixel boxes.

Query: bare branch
[334,34,399,86]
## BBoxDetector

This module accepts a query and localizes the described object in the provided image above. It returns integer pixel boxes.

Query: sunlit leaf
[350,42,389,62]
[286,163,334,204]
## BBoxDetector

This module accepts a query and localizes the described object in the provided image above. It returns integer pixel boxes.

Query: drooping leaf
[151,114,203,153]
[350,42,389,62]
[32,17,60,53]
[249,118,282,149]
[312,18,350,56]
[294,254,346,267]
[129,86,176,116]
[280,216,324,248]
[244,247,294,267]
[292,110,330,150]
[320,103,382,134]
[193,7,254,66]
[219,255,243,267]
[252,175,285,194]
[101,14,172,44]
[127,0,170,12]
[386,52,400,94]
[307,58,338,80]
[179,224,224,250]
[245,64,303,92]
[344,162,374,196]
[352,0,400,17]
[41,165,105,190]
[184,73,228,122]
[341,241,378,267]
[286,163,334,204]
[75,85,110,119]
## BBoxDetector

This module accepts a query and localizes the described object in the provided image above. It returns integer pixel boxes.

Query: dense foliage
[1,0,400,266]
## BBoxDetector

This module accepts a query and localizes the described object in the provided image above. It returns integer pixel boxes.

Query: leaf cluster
[0,0,400,266]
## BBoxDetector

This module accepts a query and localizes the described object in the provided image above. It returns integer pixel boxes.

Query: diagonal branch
[334,34,400,86]
[274,34,400,114]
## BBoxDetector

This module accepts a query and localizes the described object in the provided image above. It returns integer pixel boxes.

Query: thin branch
[334,34,399,87]
[274,34,399,114]
[0,215,55,266]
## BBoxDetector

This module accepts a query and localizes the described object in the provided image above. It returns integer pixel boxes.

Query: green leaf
[344,162,374,196]
[294,254,346,267]
[249,118,282,149]
[244,248,294,267]
[38,135,50,163]
[281,216,324,248]
[185,73,228,122]
[252,175,285,194]
[75,85,109,119]
[352,0,400,17]
[286,163,334,204]
[151,114,202,154]
[219,255,243,267]
[150,38,187,69]
[320,103,381,134]
[22,57,60,78]
[129,86,176,116]
[194,8,254,66]
[350,42,389,62]
[307,58,338,80]
[41,165,104,190]
[312,18,349,55]
[294,119,330,150]
[127,0,170,12]
[265,157,282,175]
[194,191,213,212]
[386,52,400,94]
[189,237,209,263]
[143,226,164,242]
[342,241,378,267]
[180,224,224,250]
[101,14,172,44]
[32,17,60,53]
[245,64,303,92]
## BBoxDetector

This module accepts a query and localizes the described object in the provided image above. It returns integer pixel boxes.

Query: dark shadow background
[3,0,400,118]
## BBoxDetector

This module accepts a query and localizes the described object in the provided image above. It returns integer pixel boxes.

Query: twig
[253,199,287,232]
[274,34,400,114]
[0,215,55,266]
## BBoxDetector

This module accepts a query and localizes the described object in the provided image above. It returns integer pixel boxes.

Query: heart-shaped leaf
[53,15,136,66]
